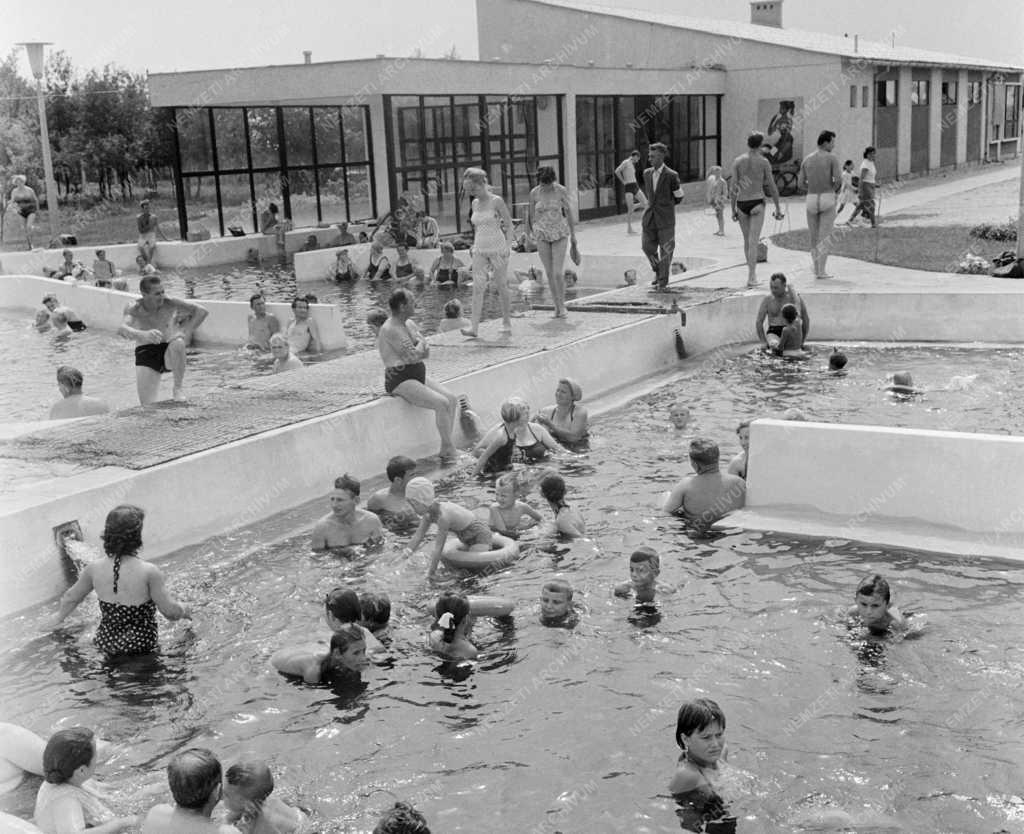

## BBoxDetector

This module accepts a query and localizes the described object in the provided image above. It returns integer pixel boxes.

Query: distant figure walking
[730,132,783,288]
[846,146,878,228]
[797,130,842,279]
[8,175,39,249]
[640,143,684,292]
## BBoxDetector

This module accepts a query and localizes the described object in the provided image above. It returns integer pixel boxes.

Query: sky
[4,0,1022,77]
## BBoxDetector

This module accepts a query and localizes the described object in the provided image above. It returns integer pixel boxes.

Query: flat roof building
[148,0,1021,238]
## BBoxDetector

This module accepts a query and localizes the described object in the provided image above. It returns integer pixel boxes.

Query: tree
[0,50,40,189]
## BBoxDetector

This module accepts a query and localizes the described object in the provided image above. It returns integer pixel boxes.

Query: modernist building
[148,0,1022,239]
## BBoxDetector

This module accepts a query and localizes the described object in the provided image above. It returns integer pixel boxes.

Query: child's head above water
[43,727,95,784]
[405,477,436,514]
[327,624,369,673]
[829,348,848,370]
[373,801,431,834]
[675,697,726,754]
[629,546,661,588]
[433,591,471,643]
[366,307,388,333]
[781,303,798,324]
[856,573,891,604]
[269,333,290,360]
[540,578,573,621]
[325,587,361,625]
[385,455,416,486]
[224,757,274,816]
[443,299,463,320]
[360,592,392,630]
[539,472,567,506]
[500,396,530,426]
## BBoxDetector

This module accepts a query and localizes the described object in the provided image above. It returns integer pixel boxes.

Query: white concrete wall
[0,226,342,276]
[0,312,680,616]
[745,419,1024,536]
[0,275,348,350]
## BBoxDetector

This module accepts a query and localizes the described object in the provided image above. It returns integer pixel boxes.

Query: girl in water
[270,623,369,685]
[729,132,783,288]
[669,698,735,833]
[51,505,192,656]
[538,472,586,538]
[33,728,136,834]
[427,592,477,659]
[460,167,515,337]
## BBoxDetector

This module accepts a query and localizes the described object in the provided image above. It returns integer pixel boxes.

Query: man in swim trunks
[366,455,421,533]
[754,273,810,351]
[378,288,459,461]
[246,293,280,350]
[42,293,87,331]
[137,199,165,266]
[615,150,648,235]
[311,474,384,550]
[140,748,240,834]
[730,131,783,288]
[119,275,208,404]
[662,438,746,533]
[640,143,685,291]
[286,297,323,354]
[797,130,842,279]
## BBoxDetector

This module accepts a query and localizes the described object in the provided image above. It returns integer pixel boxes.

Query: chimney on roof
[749,0,782,28]
[303,51,312,64]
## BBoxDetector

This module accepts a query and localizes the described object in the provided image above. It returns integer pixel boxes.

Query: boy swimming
[613,546,670,603]
[488,473,542,537]
[539,578,576,627]
[847,574,906,636]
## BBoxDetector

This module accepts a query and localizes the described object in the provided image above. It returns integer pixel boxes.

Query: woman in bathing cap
[535,378,589,444]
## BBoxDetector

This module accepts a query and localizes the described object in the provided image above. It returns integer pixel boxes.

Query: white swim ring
[440,533,519,572]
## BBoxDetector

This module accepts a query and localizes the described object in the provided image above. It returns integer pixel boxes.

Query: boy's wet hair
[443,299,462,319]
[360,592,392,628]
[386,455,416,482]
[630,546,660,571]
[325,587,361,622]
[168,748,222,810]
[225,757,274,803]
[334,473,361,496]
[856,574,891,603]
[829,350,848,370]
[688,438,720,466]
[543,578,573,600]
[781,303,798,323]
[374,801,431,834]
[675,698,726,749]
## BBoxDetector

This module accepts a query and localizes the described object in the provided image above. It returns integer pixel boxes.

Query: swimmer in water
[669,698,735,832]
[269,333,303,373]
[614,546,672,603]
[405,477,494,579]
[428,591,477,660]
[726,420,749,480]
[310,474,384,551]
[827,348,848,374]
[847,574,906,636]
[886,370,922,395]
[539,578,577,628]
[773,303,808,357]
[286,297,323,355]
[488,473,543,537]
[270,624,369,685]
[539,472,586,538]
[669,402,691,430]
[223,758,307,834]
[366,455,420,533]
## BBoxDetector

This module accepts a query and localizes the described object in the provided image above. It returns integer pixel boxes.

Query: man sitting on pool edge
[663,438,746,533]
[311,474,384,552]
[754,273,810,352]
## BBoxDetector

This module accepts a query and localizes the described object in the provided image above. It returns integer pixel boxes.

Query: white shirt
[652,165,663,192]
[860,159,877,185]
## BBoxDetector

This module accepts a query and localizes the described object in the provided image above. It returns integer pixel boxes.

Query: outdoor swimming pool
[0,310,346,423]
[1,344,1022,832]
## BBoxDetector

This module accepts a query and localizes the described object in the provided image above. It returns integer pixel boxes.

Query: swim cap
[405,477,435,506]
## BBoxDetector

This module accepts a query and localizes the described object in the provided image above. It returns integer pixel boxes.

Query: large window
[968,81,982,104]
[1005,85,1021,139]
[385,94,561,235]
[941,82,958,105]
[911,81,930,106]
[169,104,374,239]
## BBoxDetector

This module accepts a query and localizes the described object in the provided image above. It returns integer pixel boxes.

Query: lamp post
[18,42,60,243]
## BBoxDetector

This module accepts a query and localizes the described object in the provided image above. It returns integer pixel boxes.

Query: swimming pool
[1,345,1022,832]
[0,310,344,423]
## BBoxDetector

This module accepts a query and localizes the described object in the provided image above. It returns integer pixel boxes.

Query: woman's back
[90,557,151,605]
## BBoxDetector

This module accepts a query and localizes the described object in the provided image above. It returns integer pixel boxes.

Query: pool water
[157,262,604,350]
[1,347,1023,832]
[0,310,344,423]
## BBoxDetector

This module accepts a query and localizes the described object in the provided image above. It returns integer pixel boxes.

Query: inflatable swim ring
[468,595,516,617]
[440,533,519,572]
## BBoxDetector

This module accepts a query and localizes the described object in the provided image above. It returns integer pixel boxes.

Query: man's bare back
[141,804,240,834]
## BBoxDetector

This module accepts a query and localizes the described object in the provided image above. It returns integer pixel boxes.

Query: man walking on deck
[640,143,685,292]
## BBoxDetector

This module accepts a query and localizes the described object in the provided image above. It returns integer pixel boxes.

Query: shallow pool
[1,346,1022,832]
[0,310,344,423]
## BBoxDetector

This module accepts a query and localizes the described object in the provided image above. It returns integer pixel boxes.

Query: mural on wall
[758,98,804,169]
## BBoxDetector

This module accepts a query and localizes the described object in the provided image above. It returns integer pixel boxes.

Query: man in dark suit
[640,143,684,291]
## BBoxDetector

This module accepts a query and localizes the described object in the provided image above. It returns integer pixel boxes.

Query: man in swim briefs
[119,275,208,404]
[754,273,810,351]
[311,474,384,550]
[662,438,746,533]
[797,130,842,279]
[730,131,783,287]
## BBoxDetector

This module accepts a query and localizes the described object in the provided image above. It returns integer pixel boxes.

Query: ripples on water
[1,348,1023,831]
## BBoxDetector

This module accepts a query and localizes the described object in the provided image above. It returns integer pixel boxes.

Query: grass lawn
[1,203,182,253]
[772,224,1017,273]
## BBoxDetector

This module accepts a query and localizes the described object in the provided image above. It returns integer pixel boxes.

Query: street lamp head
[17,42,52,80]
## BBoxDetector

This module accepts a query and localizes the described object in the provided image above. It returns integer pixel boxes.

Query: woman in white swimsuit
[461,167,515,338]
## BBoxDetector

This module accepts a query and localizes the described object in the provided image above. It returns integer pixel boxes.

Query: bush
[970,218,1018,241]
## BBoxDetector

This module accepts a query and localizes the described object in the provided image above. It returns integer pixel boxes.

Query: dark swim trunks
[435,267,459,285]
[736,198,764,216]
[19,204,37,219]
[624,182,639,195]
[767,325,785,337]
[68,320,87,332]
[384,361,426,394]
[135,342,169,373]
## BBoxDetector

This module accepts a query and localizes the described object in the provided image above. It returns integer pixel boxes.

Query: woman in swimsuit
[364,240,392,281]
[535,378,589,444]
[461,167,515,337]
[473,397,560,476]
[393,245,424,284]
[729,132,783,288]
[527,166,576,319]
[8,175,39,250]
[51,505,191,656]
[429,241,465,286]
